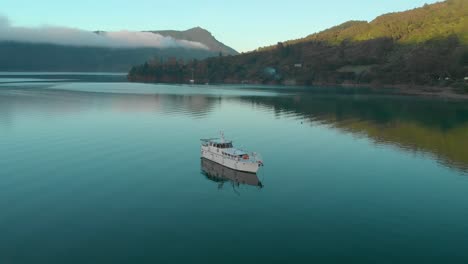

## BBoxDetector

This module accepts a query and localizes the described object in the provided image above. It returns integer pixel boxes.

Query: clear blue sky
[1,0,440,52]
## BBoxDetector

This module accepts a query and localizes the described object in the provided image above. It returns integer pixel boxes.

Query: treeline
[128,36,467,89]
[0,42,218,72]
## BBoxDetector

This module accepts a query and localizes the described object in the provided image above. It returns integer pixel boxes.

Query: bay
[1,73,468,263]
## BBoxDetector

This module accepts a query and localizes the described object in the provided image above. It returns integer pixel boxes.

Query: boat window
[213,143,233,149]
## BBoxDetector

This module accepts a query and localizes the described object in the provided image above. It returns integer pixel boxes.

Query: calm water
[1,74,468,263]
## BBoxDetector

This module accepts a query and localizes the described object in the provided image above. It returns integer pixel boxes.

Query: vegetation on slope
[263,0,467,48]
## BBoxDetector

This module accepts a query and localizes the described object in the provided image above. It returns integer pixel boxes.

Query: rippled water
[1,74,468,263]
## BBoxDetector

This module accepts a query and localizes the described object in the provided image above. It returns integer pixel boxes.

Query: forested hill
[261,0,467,49]
[128,0,467,92]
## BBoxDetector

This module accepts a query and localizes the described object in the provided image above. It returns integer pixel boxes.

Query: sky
[1,0,441,52]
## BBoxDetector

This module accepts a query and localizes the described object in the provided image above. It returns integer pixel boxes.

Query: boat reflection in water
[201,158,263,190]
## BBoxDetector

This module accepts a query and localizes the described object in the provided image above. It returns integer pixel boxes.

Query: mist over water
[1,74,468,263]
[0,15,208,49]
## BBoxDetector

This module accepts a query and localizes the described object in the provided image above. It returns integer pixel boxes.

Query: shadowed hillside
[0,42,219,72]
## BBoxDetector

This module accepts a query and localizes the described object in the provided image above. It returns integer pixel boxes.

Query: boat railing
[200,138,218,142]
[200,138,218,146]
[233,149,263,164]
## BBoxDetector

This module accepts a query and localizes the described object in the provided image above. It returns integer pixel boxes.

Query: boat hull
[201,146,260,173]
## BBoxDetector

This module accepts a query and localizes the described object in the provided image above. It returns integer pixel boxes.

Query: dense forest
[128,0,468,92]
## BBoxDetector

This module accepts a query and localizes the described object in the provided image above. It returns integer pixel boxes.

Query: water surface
[1,74,468,263]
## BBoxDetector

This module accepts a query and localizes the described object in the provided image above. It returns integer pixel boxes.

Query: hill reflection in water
[1,83,467,173]
[238,93,468,172]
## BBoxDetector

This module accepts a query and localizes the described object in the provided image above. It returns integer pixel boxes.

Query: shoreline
[127,76,468,100]
[336,82,468,100]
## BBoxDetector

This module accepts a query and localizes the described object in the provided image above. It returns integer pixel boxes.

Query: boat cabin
[221,147,250,160]
[201,138,249,160]
[201,139,233,149]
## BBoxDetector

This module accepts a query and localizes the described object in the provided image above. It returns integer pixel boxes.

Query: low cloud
[0,15,208,50]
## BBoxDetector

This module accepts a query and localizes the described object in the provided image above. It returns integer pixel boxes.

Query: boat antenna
[220,130,225,143]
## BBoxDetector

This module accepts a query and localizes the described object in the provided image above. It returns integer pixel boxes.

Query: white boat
[201,132,263,174]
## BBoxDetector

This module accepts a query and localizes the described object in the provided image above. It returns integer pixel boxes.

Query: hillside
[128,0,468,93]
[149,27,238,56]
[265,0,467,48]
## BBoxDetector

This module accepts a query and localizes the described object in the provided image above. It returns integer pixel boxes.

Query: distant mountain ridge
[0,27,237,72]
[148,27,238,55]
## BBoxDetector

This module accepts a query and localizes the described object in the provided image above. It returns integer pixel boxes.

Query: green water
[1,74,468,263]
